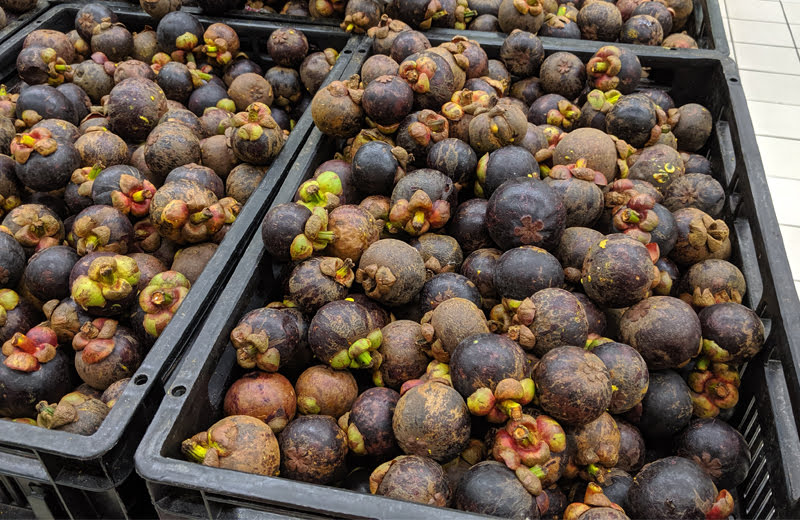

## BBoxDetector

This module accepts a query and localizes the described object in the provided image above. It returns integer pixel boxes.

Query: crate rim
[0,2,362,464]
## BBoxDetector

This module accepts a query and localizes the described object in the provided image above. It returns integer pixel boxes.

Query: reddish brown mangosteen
[370,455,451,506]
[11,127,80,192]
[73,128,128,169]
[356,239,426,306]
[230,307,301,373]
[563,483,627,520]
[229,102,285,165]
[497,0,545,32]
[35,392,108,435]
[374,320,430,389]
[627,456,734,519]
[91,165,156,218]
[449,333,531,421]
[470,104,528,154]
[138,270,191,338]
[360,54,400,86]
[325,204,381,262]
[675,418,751,490]
[287,256,354,313]
[389,30,431,64]
[150,180,239,244]
[534,346,612,426]
[308,299,382,370]
[0,324,72,418]
[70,205,133,255]
[503,288,589,356]
[420,297,489,363]
[295,364,358,417]
[299,49,338,95]
[279,415,348,484]
[170,243,217,284]
[393,380,471,462]
[340,386,400,457]
[224,372,296,433]
[669,208,730,265]
[581,234,658,308]
[225,163,265,204]
[454,461,540,517]
[499,29,544,78]
[663,32,699,49]
[106,78,168,142]
[72,318,142,390]
[198,23,240,67]
[441,89,495,143]
[411,233,463,275]
[101,377,129,408]
[311,75,364,138]
[227,73,273,113]
[554,127,630,184]
[70,253,140,317]
[1,203,64,255]
[565,412,620,482]
[182,415,280,475]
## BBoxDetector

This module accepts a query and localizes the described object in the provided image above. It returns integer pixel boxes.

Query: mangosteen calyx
[0,289,19,327]
[547,99,582,131]
[688,361,740,418]
[297,172,343,211]
[2,326,58,372]
[586,46,624,92]
[546,159,608,187]
[388,189,451,236]
[72,255,141,312]
[72,165,104,199]
[408,109,449,148]
[563,483,625,519]
[467,377,535,422]
[200,24,240,66]
[290,207,335,261]
[331,328,383,370]
[707,490,735,519]
[490,297,539,348]
[514,0,543,16]
[399,57,440,95]
[139,271,191,338]
[230,323,281,372]
[112,174,157,218]
[493,413,566,495]
[10,128,58,164]
[72,318,118,364]
[398,360,450,394]
[442,89,495,121]
[586,89,621,114]
[605,179,660,244]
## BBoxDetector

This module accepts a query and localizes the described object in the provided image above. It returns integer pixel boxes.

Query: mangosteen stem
[20,134,35,147]
[182,441,209,463]
[152,290,172,306]
[529,465,546,480]
[315,230,334,241]
[696,357,710,371]
[356,352,372,365]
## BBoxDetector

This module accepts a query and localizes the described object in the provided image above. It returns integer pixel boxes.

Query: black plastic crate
[0,0,50,46]
[0,4,360,518]
[134,32,800,519]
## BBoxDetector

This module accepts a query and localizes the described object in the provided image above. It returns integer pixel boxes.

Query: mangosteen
[499,30,545,78]
[553,127,621,184]
[36,392,108,435]
[631,369,693,439]
[544,161,606,228]
[557,227,604,284]
[2,204,64,257]
[0,290,39,345]
[100,377,128,407]
[670,103,713,152]
[615,419,646,473]
[476,146,539,199]
[411,233,463,275]
[675,418,750,489]
[137,270,190,338]
[352,141,408,197]
[678,259,745,308]
[341,386,400,457]
[663,173,724,217]
[670,208,730,265]
[295,364,358,417]
[170,243,217,284]
[386,0,447,29]
[91,165,155,218]
[493,246,564,302]
[486,177,566,251]
[362,75,414,132]
[325,204,380,262]
[509,288,589,356]
[132,27,158,62]
[578,1,622,40]
[627,456,733,519]
[581,234,657,308]
[188,83,229,117]
[150,180,236,244]
[455,461,539,518]
[620,14,664,45]
[279,415,348,484]
[23,245,79,302]
[540,52,586,101]
[16,46,71,87]
[308,299,382,369]
[498,0,545,32]
[663,32,699,48]
[440,89,495,143]
[540,10,582,38]
[260,202,313,262]
[360,55,400,86]
[587,46,642,95]
[75,4,118,40]
[156,11,203,54]
[144,121,202,182]
[399,51,457,110]
[224,372,296,433]
[300,49,338,95]
[420,297,489,362]
[70,205,133,255]
[461,248,502,308]
[368,15,412,55]
[373,320,430,389]
[370,455,451,506]
[91,21,133,62]
[311,75,364,138]
[0,325,72,418]
[265,66,303,110]
[0,232,27,288]
[72,318,142,390]
[634,0,673,32]
[606,93,659,148]
[229,306,301,373]
[389,30,431,64]
[155,62,194,104]
[74,128,128,170]
[396,110,449,166]
[419,273,480,315]
[470,104,528,154]
[447,199,493,253]
[534,346,612,426]
[11,127,79,192]
[287,256,353,313]
[182,415,280,475]
[528,94,581,131]
[107,78,167,142]
[393,381,471,462]
[16,84,78,126]
[341,0,383,32]
[591,341,649,413]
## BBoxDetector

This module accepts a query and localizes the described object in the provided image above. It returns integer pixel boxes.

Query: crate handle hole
[358,49,367,53]
[342,49,352,54]
[729,77,739,83]
[134,374,148,385]
[172,385,187,397]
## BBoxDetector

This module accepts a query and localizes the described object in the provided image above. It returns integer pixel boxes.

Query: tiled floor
[719,0,800,295]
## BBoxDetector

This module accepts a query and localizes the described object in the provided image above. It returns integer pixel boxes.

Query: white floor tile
[766,177,800,226]
[730,20,795,47]
[790,23,800,42]
[779,225,800,280]
[740,70,800,105]
[784,2,800,22]
[756,135,800,180]
[748,101,800,139]
[727,0,786,21]
[734,43,800,74]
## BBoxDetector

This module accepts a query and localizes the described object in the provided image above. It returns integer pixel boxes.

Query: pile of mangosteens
[169,0,699,49]
[179,29,757,520]
[0,4,341,434]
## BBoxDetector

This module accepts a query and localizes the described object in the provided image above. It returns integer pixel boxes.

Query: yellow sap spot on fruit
[611,384,618,391]
[345,297,354,302]
[150,96,155,101]
[476,270,481,275]
[598,239,608,249]
[139,116,149,123]
[664,163,675,173]
[635,276,640,280]
[586,275,592,282]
